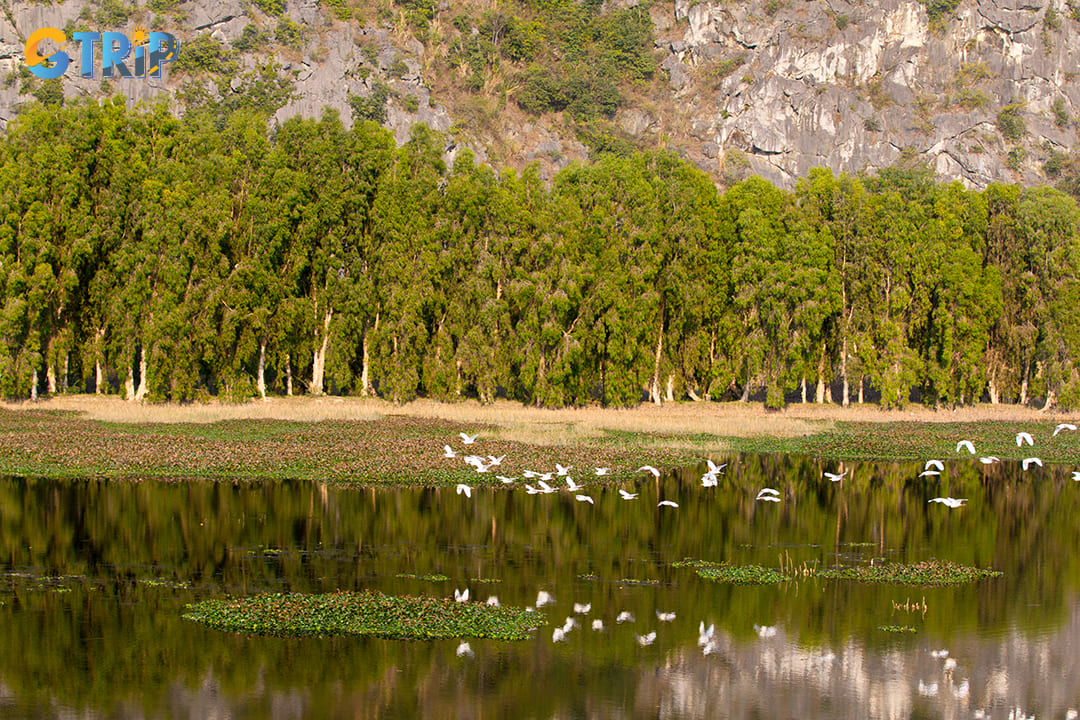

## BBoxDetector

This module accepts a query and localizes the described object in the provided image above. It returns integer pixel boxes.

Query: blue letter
[72,32,100,79]
[101,32,132,78]
[147,33,178,79]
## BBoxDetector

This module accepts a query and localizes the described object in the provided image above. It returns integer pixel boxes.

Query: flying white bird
[537,480,555,493]
[756,488,780,498]
[1022,457,1043,471]
[619,489,639,500]
[573,603,591,614]
[525,484,542,495]
[929,497,967,508]
[754,624,777,638]
[594,467,611,476]
[1073,471,1080,481]
[575,494,595,504]
[486,596,500,606]
[443,445,458,458]
[979,456,1000,464]
[552,627,566,643]
[536,591,554,607]
[487,455,505,466]
[1016,431,1034,447]
[460,433,478,444]
[701,473,718,488]
[824,471,847,482]
[757,495,781,503]
[522,470,541,478]
[616,611,635,623]
[592,619,604,631]
[496,475,516,484]
[638,465,660,478]
[918,469,941,477]
[456,484,472,498]
[707,460,727,473]
[925,460,944,471]
[702,639,719,656]
[454,588,469,602]
[556,464,573,476]
[566,477,581,492]
[538,472,555,482]
[956,440,976,454]
[637,632,656,646]
[658,500,679,508]
[1054,423,1077,437]
[562,617,578,633]
[656,611,676,622]
[463,455,486,468]
[456,641,473,657]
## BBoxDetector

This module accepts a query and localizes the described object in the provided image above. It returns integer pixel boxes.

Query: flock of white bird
[441,424,1080,716]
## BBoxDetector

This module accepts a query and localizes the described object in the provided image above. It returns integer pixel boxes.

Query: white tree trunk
[311,309,333,396]
[46,363,56,395]
[134,346,148,401]
[687,387,701,401]
[1021,363,1030,405]
[841,336,850,407]
[125,362,135,401]
[62,352,68,393]
[858,376,864,404]
[665,373,675,403]
[285,353,293,396]
[650,322,664,405]
[1043,388,1055,412]
[96,359,104,395]
[988,373,999,404]
[30,370,38,401]
[257,340,267,400]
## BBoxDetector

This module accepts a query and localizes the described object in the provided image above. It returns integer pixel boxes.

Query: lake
[0,454,1077,719]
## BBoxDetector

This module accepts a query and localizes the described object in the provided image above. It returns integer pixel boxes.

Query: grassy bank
[0,395,1076,483]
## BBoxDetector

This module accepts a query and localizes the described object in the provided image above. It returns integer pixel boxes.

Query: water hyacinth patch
[816,560,1002,586]
[396,573,450,582]
[673,559,792,584]
[182,590,545,640]
[877,625,917,633]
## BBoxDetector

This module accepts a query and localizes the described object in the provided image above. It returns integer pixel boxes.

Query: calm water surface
[0,455,1078,719]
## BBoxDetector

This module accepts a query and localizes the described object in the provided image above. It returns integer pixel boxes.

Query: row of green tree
[2,98,1080,408]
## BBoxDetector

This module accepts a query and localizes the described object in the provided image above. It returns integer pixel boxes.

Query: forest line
[2,98,1079,409]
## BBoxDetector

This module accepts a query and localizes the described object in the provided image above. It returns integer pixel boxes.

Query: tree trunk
[988,372,999,404]
[95,359,104,395]
[740,370,752,402]
[62,352,68,393]
[841,337,850,407]
[134,346,148,401]
[285,353,293,396]
[858,376,864,404]
[256,340,267,400]
[360,313,378,397]
[46,364,56,395]
[687,387,701,401]
[1043,388,1055,412]
[1021,363,1030,405]
[311,309,333,396]
[802,376,808,403]
[665,373,675,403]
[30,370,38,401]
[125,358,136,401]
[649,319,664,406]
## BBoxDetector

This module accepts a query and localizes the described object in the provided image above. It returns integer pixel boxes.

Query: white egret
[575,494,595,504]
[1054,423,1077,437]
[552,627,566,642]
[754,624,777,638]
[658,500,679,508]
[697,622,715,646]
[591,619,604,631]
[637,632,656,646]
[1016,431,1034,447]
[565,477,581,492]
[930,649,949,659]
[460,433,478,444]
[496,475,516,484]
[656,610,676,622]
[757,495,781,503]
[537,480,555,493]
[463,455,485,467]
[455,484,472,498]
[487,454,505,465]
[929,497,967,508]
[824,471,847,482]
[456,641,473,657]
[638,465,660,478]
[979,456,1000,464]
[454,588,469,602]
[616,611,635,623]
[918,469,941,477]
[443,445,458,458]
[523,470,541,478]
[925,459,945,471]
[707,460,728,473]
[536,591,554,607]
[702,639,719,656]
[525,484,542,495]
[756,488,780,498]
[1022,457,1043,471]
[486,595,500,606]
[556,464,573,476]
[1073,471,1080,481]
[573,602,591,614]
[594,467,611,476]
[956,440,976,454]
[562,617,578,632]
[701,473,718,488]
[619,489,639,500]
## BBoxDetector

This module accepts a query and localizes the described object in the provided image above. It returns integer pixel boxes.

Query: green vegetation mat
[182,590,545,640]
[675,558,1001,586]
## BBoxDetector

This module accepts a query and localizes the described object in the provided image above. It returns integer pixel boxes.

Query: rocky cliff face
[0,0,1076,189]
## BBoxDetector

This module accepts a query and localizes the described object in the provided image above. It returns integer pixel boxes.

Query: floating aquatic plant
[183,590,544,640]
[674,559,792,584]
[877,625,917,633]
[816,560,1001,586]
[396,573,450,582]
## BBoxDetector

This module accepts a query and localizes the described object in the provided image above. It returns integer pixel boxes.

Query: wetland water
[0,455,1078,719]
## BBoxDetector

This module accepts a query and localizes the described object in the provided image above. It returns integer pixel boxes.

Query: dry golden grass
[5,395,1069,451]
